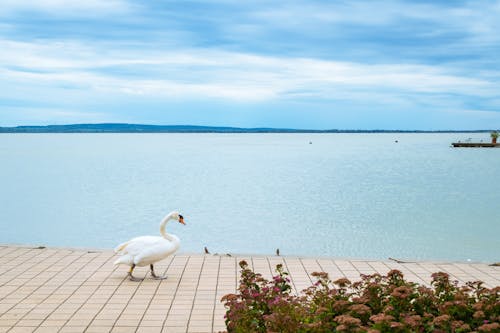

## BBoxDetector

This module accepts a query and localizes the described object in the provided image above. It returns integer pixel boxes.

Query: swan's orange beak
[179,216,185,225]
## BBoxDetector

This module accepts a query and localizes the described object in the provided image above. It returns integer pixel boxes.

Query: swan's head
[170,211,186,225]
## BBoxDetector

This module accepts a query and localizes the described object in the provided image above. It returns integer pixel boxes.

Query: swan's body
[114,211,185,280]
[114,235,180,266]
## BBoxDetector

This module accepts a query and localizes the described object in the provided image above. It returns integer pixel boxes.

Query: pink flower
[271,296,281,305]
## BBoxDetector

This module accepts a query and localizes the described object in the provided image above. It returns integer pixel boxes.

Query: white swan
[114,211,185,281]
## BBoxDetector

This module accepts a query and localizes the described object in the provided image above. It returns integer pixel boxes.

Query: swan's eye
[179,215,183,219]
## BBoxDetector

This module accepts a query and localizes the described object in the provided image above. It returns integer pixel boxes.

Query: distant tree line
[0,123,497,133]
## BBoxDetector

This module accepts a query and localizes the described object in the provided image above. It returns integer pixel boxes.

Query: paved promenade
[0,245,498,333]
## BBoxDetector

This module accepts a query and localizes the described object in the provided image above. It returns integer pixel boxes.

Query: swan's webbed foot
[151,273,168,280]
[127,272,144,282]
[150,264,168,280]
[127,264,144,282]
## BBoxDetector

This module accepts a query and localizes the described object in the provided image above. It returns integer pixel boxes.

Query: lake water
[0,133,499,262]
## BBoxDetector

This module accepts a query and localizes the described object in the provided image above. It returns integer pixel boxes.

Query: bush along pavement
[221,260,500,332]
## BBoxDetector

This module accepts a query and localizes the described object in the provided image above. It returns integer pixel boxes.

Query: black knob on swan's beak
[179,215,185,225]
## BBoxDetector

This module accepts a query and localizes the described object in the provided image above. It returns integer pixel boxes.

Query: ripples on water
[1,133,499,262]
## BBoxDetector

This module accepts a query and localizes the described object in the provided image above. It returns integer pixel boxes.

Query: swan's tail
[114,242,133,266]
[114,241,129,254]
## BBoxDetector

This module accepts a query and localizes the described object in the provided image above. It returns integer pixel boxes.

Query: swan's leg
[150,264,168,280]
[127,264,144,282]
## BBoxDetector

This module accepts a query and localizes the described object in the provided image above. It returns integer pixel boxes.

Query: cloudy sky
[1,0,500,130]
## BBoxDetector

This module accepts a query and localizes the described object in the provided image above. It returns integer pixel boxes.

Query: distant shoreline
[0,123,496,133]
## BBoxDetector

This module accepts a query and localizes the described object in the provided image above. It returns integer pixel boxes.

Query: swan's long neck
[160,213,177,243]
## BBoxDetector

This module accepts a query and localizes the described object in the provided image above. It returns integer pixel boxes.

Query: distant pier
[452,142,500,148]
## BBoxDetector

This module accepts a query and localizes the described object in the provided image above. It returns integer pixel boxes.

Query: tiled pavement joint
[160,256,190,332]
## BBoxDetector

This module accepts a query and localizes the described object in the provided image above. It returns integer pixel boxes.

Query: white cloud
[0,38,497,104]
[0,0,134,17]
[0,106,111,126]
[442,109,500,119]
[248,0,500,49]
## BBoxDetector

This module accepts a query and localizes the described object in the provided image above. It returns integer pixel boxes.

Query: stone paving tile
[0,245,498,332]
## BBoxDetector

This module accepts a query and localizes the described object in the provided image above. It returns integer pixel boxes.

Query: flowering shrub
[221,261,500,332]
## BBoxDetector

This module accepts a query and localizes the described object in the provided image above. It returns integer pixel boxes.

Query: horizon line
[0,123,498,133]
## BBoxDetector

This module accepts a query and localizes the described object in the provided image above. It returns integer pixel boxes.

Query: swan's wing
[134,241,178,265]
[114,236,164,257]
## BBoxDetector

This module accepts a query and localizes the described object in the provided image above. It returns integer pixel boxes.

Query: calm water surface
[1,133,499,262]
